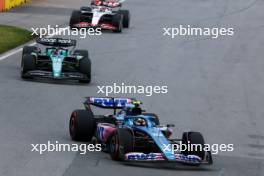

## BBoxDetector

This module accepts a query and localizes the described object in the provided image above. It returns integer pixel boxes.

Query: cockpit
[46,48,68,57]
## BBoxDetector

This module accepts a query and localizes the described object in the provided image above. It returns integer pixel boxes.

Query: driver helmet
[52,48,60,55]
[53,48,65,56]
[92,0,102,6]
[134,117,146,126]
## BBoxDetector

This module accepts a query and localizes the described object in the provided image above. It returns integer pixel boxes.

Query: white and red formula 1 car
[70,0,130,33]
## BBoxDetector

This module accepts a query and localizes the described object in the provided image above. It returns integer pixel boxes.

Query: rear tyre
[22,46,37,56]
[109,128,134,161]
[75,50,91,83]
[21,54,36,79]
[70,10,81,28]
[112,13,123,33]
[118,10,130,28]
[181,132,205,160]
[80,6,92,12]
[74,49,89,58]
[69,109,96,141]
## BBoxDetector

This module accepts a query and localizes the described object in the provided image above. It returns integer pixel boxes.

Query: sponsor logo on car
[90,97,132,107]
[125,153,201,163]
[174,154,201,163]
[126,153,160,160]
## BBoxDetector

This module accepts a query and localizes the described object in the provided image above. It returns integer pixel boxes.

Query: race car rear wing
[36,38,77,47]
[91,0,126,7]
[84,97,135,114]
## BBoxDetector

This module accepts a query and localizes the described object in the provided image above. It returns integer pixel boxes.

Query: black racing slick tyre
[112,13,123,33]
[80,6,92,12]
[70,10,81,28]
[74,50,91,83]
[21,54,36,79]
[109,128,134,161]
[118,10,130,28]
[181,132,205,160]
[69,109,96,141]
[22,46,37,56]
[74,49,89,58]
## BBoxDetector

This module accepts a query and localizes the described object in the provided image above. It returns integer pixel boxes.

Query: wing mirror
[167,124,175,128]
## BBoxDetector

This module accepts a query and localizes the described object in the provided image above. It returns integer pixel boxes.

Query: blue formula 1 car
[21,38,91,83]
[69,97,213,165]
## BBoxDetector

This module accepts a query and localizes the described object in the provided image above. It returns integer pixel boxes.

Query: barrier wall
[0,0,4,11]
[0,0,27,11]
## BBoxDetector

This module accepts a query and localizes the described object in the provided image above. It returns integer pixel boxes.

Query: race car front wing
[125,152,213,165]
[73,22,117,30]
[24,70,87,80]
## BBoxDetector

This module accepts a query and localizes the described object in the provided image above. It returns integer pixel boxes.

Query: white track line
[0,48,23,61]
[0,26,70,61]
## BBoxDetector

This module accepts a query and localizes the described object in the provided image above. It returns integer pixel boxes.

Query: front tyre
[109,128,134,161]
[181,132,205,160]
[118,10,130,28]
[21,54,36,79]
[112,13,123,33]
[74,50,91,83]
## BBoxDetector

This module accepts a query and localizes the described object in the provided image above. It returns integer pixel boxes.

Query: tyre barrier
[0,0,28,12]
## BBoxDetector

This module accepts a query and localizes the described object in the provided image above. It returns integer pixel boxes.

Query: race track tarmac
[0,0,263,175]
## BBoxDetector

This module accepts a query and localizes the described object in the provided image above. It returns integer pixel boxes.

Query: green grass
[0,25,34,54]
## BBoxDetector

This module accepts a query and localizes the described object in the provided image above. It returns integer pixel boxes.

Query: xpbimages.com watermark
[31,25,102,38]
[97,83,168,97]
[163,25,234,39]
[163,142,234,155]
[30,141,102,155]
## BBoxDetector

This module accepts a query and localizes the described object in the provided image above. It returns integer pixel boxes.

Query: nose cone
[52,57,63,78]
[53,72,60,77]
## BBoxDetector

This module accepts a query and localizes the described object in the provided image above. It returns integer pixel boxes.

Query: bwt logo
[91,98,131,107]
[174,154,201,163]
[127,153,157,160]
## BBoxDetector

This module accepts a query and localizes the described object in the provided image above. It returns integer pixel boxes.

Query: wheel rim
[110,134,119,155]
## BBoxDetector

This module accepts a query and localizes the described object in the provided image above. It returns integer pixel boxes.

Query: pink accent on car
[74,22,116,30]
[100,23,116,30]
[75,22,91,28]
[97,123,116,142]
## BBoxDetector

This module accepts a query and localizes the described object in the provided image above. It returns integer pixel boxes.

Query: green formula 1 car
[21,38,91,83]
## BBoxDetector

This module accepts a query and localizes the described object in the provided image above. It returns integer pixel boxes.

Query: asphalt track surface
[0,0,264,175]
